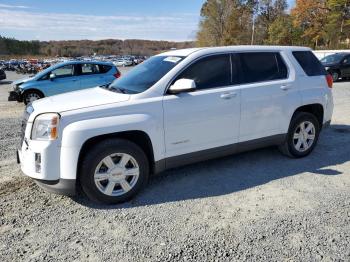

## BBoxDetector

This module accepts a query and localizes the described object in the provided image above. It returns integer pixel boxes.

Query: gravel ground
[0,71,350,261]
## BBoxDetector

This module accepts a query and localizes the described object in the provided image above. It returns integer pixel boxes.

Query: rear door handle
[220,92,237,99]
[280,84,292,90]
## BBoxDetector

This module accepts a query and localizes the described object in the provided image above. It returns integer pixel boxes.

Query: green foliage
[197,0,234,46]
[267,15,303,45]
[0,36,194,57]
[197,0,289,46]
[325,0,350,48]
[0,36,40,55]
[197,0,350,49]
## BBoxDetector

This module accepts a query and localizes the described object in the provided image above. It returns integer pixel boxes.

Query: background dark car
[0,68,6,81]
[321,52,350,82]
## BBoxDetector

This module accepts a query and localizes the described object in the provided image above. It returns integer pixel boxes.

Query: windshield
[109,55,184,94]
[320,54,344,64]
[34,63,65,79]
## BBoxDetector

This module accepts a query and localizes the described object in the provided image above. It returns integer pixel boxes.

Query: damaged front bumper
[8,90,23,102]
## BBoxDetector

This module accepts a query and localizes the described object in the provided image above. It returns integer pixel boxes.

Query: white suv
[17,46,334,204]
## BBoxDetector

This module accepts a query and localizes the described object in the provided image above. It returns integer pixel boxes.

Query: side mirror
[168,79,196,94]
[49,73,56,80]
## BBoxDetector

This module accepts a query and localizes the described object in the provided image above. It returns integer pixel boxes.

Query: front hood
[13,76,35,86]
[31,87,130,115]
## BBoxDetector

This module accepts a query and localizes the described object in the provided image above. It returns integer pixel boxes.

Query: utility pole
[251,18,255,45]
[251,3,257,46]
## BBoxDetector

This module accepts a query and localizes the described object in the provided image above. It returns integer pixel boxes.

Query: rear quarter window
[99,65,112,74]
[292,51,327,76]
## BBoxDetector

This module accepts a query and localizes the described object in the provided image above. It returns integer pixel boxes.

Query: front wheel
[279,112,320,158]
[23,90,43,105]
[79,139,149,204]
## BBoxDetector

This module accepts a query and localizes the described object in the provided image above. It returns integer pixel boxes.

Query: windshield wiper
[99,84,127,94]
[109,86,128,94]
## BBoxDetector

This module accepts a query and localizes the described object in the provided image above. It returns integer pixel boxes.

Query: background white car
[113,59,133,67]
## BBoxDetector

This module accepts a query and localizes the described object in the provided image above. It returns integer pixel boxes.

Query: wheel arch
[292,103,324,128]
[22,88,45,98]
[77,130,156,180]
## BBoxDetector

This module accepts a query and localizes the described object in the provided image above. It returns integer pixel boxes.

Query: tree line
[0,37,194,57]
[197,0,350,49]
[0,36,41,56]
[1,0,349,57]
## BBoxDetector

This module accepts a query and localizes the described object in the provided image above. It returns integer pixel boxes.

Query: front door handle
[280,84,292,90]
[220,92,237,99]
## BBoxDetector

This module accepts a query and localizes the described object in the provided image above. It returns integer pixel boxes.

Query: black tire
[23,90,43,105]
[79,139,149,204]
[330,71,340,82]
[279,112,320,158]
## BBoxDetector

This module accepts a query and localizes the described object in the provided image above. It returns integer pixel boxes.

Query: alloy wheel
[332,72,339,82]
[25,93,41,104]
[292,121,316,152]
[94,153,139,196]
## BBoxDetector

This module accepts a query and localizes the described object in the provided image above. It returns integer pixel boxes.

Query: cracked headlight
[31,113,60,141]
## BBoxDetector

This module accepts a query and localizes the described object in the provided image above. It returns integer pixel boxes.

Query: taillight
[326,74,333,88]
[114,72,121,78]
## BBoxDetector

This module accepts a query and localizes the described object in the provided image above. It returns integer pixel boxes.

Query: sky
[0,0,295,42]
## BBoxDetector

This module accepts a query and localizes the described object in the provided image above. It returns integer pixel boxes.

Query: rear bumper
[8,91,22,102]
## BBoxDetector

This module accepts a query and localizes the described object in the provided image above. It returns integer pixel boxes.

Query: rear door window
[175,54,231,90]
[292,51,327,76]
[239,52,288,84]
[81,64,100,75]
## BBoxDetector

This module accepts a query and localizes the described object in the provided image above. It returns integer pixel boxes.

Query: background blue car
[8,61,121,104]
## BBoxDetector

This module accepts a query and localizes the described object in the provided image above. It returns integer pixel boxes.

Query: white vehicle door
[237,52,300,142]
[163,54,241,158]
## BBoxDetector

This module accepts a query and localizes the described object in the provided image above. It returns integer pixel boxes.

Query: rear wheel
[79,139,149,204]
[23,90,43,105]
[330,71,339,82]
[279,112,320,158]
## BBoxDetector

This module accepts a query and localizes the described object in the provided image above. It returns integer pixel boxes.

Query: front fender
[20,83,46,97]
[20,81,36,91]
[59,114,163,180]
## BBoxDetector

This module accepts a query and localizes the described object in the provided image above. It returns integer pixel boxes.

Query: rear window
[99,65,112,73]
[239,52,288,84]
[292,51,327,76]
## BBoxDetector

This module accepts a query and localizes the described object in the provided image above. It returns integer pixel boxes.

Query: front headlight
[13,83,22,91]
[31,113,60,141]
[325,67,330,70]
